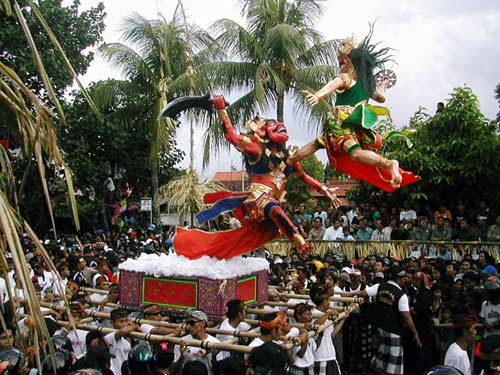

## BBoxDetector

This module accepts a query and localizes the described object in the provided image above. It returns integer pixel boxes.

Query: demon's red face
[265,120,288,145]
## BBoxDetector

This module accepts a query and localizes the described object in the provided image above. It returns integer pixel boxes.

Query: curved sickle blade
[158,93,213,119]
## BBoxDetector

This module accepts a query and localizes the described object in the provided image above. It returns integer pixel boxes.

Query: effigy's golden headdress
[338,34,359,55]
[245,117,269,143]
[245,117,267,133]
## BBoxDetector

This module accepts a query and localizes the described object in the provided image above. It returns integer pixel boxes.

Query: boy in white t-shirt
[291,303,317,374]
[104,308,138,375]
[311,286,349,375]
[444,314,477,375]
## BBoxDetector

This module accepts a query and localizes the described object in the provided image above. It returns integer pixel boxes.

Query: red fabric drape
[173,222,279,259]
[330,151,420,192]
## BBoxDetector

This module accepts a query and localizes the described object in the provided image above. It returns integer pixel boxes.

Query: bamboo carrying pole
[54,320,256,354]
[79,286,109,295]
[52,312,345,354]
[278,293,363,304]
[262,301,349,310]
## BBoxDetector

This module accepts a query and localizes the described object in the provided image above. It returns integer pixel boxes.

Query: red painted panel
[237,276,256,304]
[142,277,197,309]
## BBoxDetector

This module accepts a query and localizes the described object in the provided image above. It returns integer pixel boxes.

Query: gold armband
[218,110,227,122]
[236,136,252,152]
[321,185,328,192]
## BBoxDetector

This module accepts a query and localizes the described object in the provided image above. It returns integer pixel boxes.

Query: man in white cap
[173,309,223,375]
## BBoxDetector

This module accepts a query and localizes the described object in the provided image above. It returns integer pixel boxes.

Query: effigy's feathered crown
[338,35,358,55]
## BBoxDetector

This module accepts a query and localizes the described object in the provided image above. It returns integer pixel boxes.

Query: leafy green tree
[205,0,338,153]
[349,86,500,210]
[97,10,216,217]
[0,0,105,96]
[0,0,106,365]
[1,0,105,235]
[286,154,324,207]
[57,80,184,230]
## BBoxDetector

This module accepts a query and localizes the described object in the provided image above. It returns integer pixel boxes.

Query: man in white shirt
[371,219,389,241]
[314,204,328,228]
[323,220,343,249]
[399,201,417,223]
[311,286,348,375]
[346,201,358,226]
[216,299,251,359]
[479,282,500,338]
[444,314,477,375]
[138,304,176,336]
[291,303,317,374]
[173,310,223,375]
[345,267,421,375]
[248,311,287,352]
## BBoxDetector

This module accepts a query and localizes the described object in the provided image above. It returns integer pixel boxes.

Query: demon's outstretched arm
[293,161,341,208]
[212,95,261,158]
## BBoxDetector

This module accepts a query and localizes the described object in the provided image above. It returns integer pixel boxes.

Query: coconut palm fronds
[157,168,224,217]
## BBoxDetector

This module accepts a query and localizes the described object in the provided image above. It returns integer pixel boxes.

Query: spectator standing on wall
[356,220,373,240]
[314,204,328,228]
[308,217,326,241]
[400,201,417,224]
[371,220,388,241]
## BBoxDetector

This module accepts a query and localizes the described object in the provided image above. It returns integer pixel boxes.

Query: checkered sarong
[360,322,372,360]
[289,364,314,375]
[314,359,341,375]
[370,327,403,375]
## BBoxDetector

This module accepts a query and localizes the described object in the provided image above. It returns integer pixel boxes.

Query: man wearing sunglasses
[139,304,176,336]
[173,310,223,375]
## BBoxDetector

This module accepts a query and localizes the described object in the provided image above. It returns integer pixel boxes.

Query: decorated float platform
[118,253,269,317]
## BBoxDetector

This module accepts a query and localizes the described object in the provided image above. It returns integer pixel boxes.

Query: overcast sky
[77,0,500,178]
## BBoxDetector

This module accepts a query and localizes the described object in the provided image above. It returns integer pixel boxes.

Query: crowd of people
[0,199,499,375]
[284,200,500,244]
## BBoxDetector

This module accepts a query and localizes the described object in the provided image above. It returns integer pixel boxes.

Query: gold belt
[247,183,286,202]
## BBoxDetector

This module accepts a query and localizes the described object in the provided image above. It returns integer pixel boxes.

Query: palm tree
[98,8,217,219]
[203,0,340,153]
[155,2,224,227]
